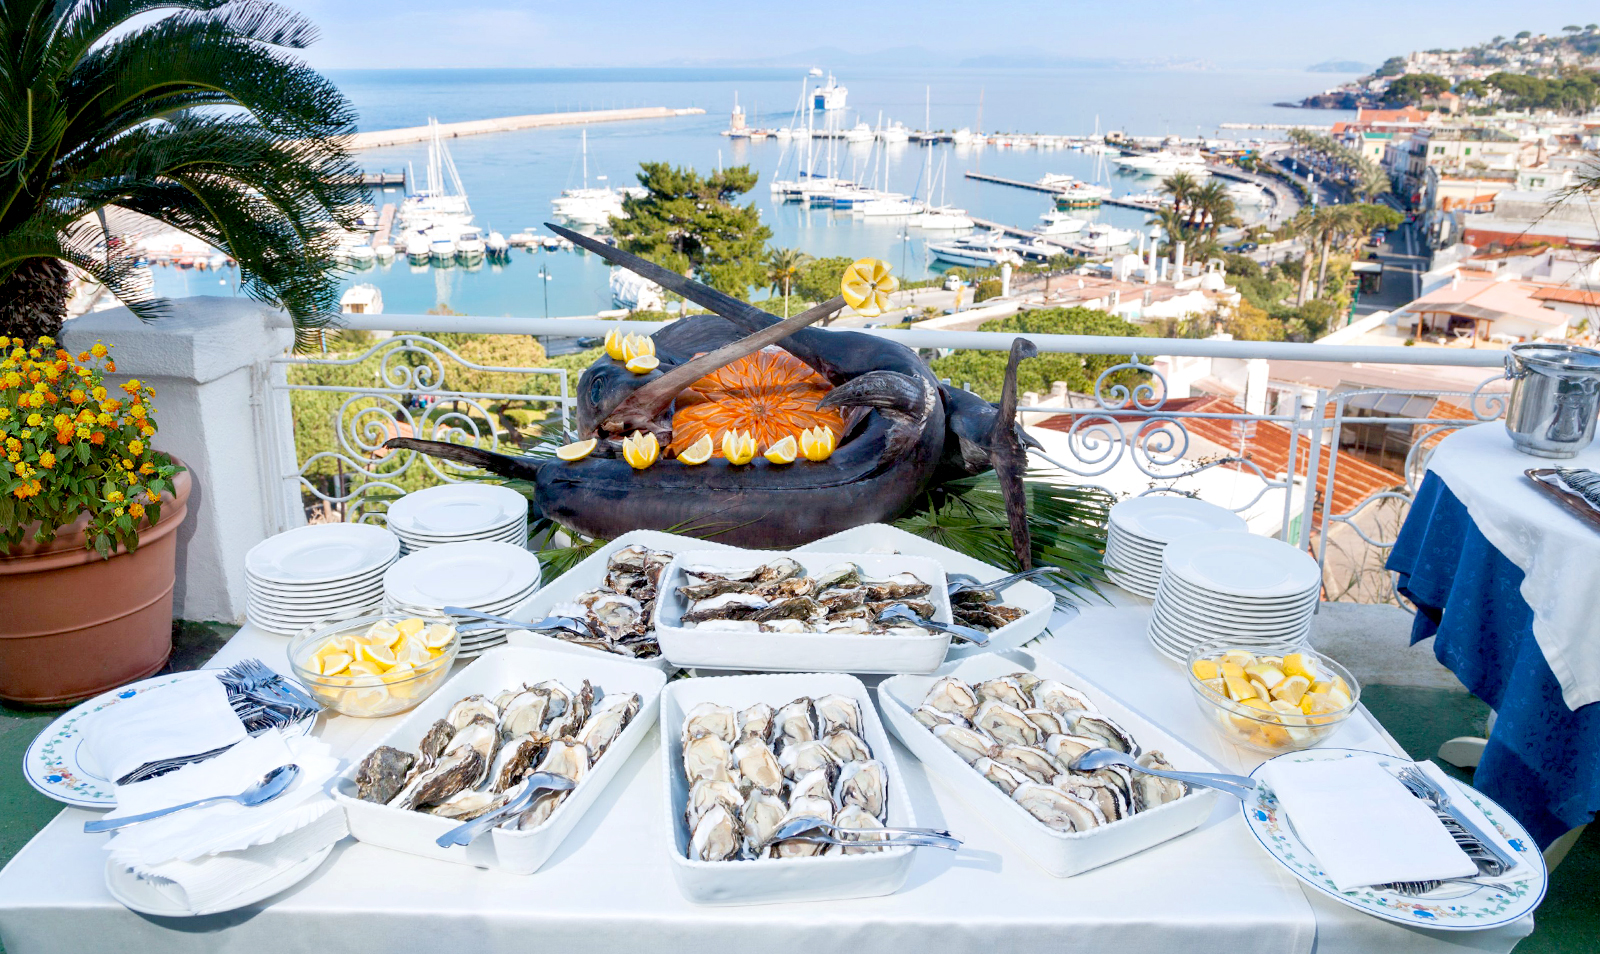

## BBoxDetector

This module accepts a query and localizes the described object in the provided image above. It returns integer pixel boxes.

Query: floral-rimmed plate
[24,670,314,809]
[1242,748,1546,931]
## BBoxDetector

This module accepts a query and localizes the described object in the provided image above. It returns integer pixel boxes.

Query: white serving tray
[660,672,917,905]
[332,645,666,875]
[878,650,1220,878]
[654,549,953,674]
[799,523,1055,660]
[505,530,738,674]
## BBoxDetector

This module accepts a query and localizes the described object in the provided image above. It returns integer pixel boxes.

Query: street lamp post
[539,264,551,319]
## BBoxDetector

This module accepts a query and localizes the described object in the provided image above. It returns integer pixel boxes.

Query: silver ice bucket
[1504,343,1600,458]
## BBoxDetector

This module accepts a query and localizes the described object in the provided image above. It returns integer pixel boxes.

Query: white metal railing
[266,313,1508,602]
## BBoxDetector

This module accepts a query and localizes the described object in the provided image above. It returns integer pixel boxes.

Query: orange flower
[69,389,84,403]
[139,462,156,475]
[89,431,105,445]
[128,502,146,519]
[103,361,114,372]
[55,428,72,445]
[120,380,141,395]
[38,451,55,469]
[90,343,108,358]
[129,405,146,420]
[77,351,90,363]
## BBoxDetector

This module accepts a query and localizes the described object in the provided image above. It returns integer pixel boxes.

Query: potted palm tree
[0,0,361,703]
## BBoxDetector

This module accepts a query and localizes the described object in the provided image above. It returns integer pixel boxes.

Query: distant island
[1307,60,1371,73]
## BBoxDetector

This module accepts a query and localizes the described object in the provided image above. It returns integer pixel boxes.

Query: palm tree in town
[1187,179,1239,241]
[0,1,363,345]
[764,246,811,317]
[1160,171,1199,223]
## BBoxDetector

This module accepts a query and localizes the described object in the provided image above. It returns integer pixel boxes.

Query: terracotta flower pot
[0,467,192,706]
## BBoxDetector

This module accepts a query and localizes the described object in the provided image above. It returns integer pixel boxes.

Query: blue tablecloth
[1388,471,1600,848]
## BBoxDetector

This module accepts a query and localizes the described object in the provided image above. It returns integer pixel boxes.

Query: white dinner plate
[1151,600,1313,642]
[1152,594,1318,633]
[1107,568,1158,598]
[104,844,334,917]
[394,524,527,550]
[245,524,399,585]
[386,585,538,619]
[1242,749,1547,931]
[385,484,527,537]
[1110,496,1248,544]
[394,517,526,542]
[383,541,541,608]
[1160,532,1321,599]
[244,561,392,596]
[1158,576,1321,614]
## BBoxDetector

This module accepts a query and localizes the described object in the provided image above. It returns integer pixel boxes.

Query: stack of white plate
[385,484,529,554]
[382,541,543,658]
[1147,531,1322,663]
[1105,496,1248,597]
[246,524,400,635]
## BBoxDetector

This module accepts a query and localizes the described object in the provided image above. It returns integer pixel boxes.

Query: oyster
[1033,680,1098,716]
[972,756,1030,795]
[1042,733,1101,769]
[577,692,640,760]
[1057,772,1128,822]
[974,676,1030,711]
[759,619,812,633]
[444,719,498,762]
[1134,751,1187,811]
[684,564,764,584]
[1012,782,1104,832]
[683,733,736,784]
[878,624,932,637]
[388,749,485,811]
[866,599,935,619]
[505,789,566,831]
[973,699,1040,747]
[536,739,591,784]
[427,788,507,821]
[819,618,871,634]
[993,744,1061,784]
[355,746,414,804]
[1089,764,1135,807]
[1023,708,1069,737]
[1071,712,1139,756]
[773,698,819,752]
[772,796,833,858]
[446,694,499,730]
[751,597,827,623]
[732,739,784,795]
[544,680,595,740]
[953,606,1015,630]
[686,778,744,828]
[499,689,551,740]
[814,562,862,590]
[754,577,818,600]
[912,704,969,730]
[492,686,524,709]
[833,804,888,854]
[488,735,544,793]
[816,585,866,612]
[923,676,979,720]
[580,592,646,641]
[932,724,998,764]
[778,738,841,780]
[689,803,743,862]
[814,694,863,736]
[681,702,738,745]
[532,679,574,728]
[788,766,839,805]
[417,719,456,764]
[606,544,653,571]
[737,703,775,744]
[676,579,755,601]
[683,592,770,622]
[741,791,788,859]
[835,759,888,821]
[755,557,803,583]
[822,728,873,764]
[863,572,932,601]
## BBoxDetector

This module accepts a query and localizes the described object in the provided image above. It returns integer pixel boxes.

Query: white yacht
[843,121,873,143]
[486,230,510,258]
[610,268,664,311]
[811,73,847,110]
[402,231,431,263]
[454,226,486,262]
[951,128,975,145]
[429,234,457,263]
[374,244,396,264]
[1078,222,1139,252]
[1111,150,1209,177]
[877,121,910,144]
[346,244,376,268]
[340,283,383,315]
[1037,210,1086,235]
[550,130,639,227]
[910,206,974,230]
[928,231,1024,268]
[399,119,472,230]
[857,194,921,216]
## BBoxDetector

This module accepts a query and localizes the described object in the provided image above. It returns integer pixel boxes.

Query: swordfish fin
[382,438,547,483]
[989,338,1039,570]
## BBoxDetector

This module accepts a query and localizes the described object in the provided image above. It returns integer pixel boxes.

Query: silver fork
[1386,878,1520,897]
[1392,764,1520,873]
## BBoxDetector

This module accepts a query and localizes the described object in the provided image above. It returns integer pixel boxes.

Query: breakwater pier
[343,106,707,151]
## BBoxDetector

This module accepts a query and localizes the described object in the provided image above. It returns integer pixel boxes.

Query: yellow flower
[120,380,141,394]
[0,408,8,420]
[26,412,42,427]
[129,405,147,420]
[140,425,155,437]
[37,336,54,347]
[20,429,30,439]
[122,459,134,469]
[124,471,137,484]
[75,427,89,440]
[128,440,144,456]
[13,461,28,476]
[96,413,113,426]
[91,386,106,401]
[90,343,108,358]
[52,413,68,427]
[102,399,121,412]
[106,490,124,503]
[38,452,55,469]
[114,507,124,517]
[139,462,156,475]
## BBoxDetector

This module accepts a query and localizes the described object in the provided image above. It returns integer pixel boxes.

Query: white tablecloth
[0,597,1533,954]
[1427,422,1600,709]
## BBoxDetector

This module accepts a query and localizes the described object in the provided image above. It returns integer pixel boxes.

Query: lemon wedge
[625,354,659,374]
[604,328,627,361]
[722,429,758,465]
[1221,649,1258,667]
[799,425,835,461]
[621,333,655,362]
[395,617,425,639]
[1223,675,1256,702]
[1272,674,1311,705]
[622,430,660,469]
[677,433,714,465]
[346,659,384,677]
[1245,664,1285,690]
[1219,661,1247,681]
[422,623,455,649]
[1191,658,1221,681]
[556,438,598,462]
[360,642,398,668]
[316,650,353,676]
[381,662,416,684]
[1283,653,1319,681]
[840,258,898,317]
[764,435,798,464]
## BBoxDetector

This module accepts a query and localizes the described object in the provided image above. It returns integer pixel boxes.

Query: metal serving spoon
[1070,748,1258,802]
[441,606,590,637]
[874,605,991,646]
[946,566,1062,600]
[84,763,302,834]
[435,772,577,848]
[770,814,962,850]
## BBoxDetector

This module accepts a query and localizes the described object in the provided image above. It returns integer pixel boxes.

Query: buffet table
[0,597,1534,954]
[1389,422,1600,848]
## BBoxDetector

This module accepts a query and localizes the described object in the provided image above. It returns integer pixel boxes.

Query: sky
[285,1,1600,71]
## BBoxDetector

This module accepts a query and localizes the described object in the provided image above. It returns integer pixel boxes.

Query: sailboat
[398,119,472,230]
[909,91,973,231]
[550,129,642,228]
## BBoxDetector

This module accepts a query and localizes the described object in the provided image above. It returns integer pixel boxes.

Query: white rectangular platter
[799,523,1056,660]
[332,645,667,875]
[653,548,953,674]
[505,529,738,673]
[878,649,1220,877]
[660,671,917,905]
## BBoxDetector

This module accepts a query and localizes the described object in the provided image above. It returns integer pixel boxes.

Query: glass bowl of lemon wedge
[1185,641,1359,754]
[288,614,460,718]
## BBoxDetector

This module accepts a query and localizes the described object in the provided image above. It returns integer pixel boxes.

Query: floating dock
[343,106,707,151]
[371,204,396,248]
[358,171,406,186]
[963,172,1161,212]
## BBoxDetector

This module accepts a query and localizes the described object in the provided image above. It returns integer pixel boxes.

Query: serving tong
[442,605,590,638]
[874,604,990,646]
[770,814,962,851]
[945,566,1062,601]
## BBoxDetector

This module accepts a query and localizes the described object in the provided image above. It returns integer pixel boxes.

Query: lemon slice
[1191,658,1221,681]
[556,438,597,462]
[316,651,353,676]
[1223,675,1256,702]
[1245,664,1285,689]
[621,333,655,362]
[1271,674,1311,705]
[626,354,659,374]
[422,623,455,649]
[360,642,398,668]
[764,435,798,464]
[799,425,835,461]
[1282,653,1319,681]
[394,617,425,639]
[722,429,757,465]
[604,328,627,361]
[346,659,384,678]
[840,258,898,317]
[1221,649,1258,668]
[381,662,416,684]
[622,430,660,469]
[677,433,714,465]
[1219,661,1246,681]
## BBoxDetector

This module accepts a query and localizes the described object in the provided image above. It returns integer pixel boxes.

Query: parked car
[942,274,966,291]
[1239,242,1258,252]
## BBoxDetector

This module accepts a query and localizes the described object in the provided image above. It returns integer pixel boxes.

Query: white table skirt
[0,595,1533,954]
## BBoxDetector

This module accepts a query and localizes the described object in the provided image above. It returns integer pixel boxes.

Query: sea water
[156,66,1356,317]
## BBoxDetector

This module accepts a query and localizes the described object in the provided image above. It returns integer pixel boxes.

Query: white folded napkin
[81,675,247,784]
[1261,756,1477,891]
[123,801,347,914]
[104,732,343,868]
